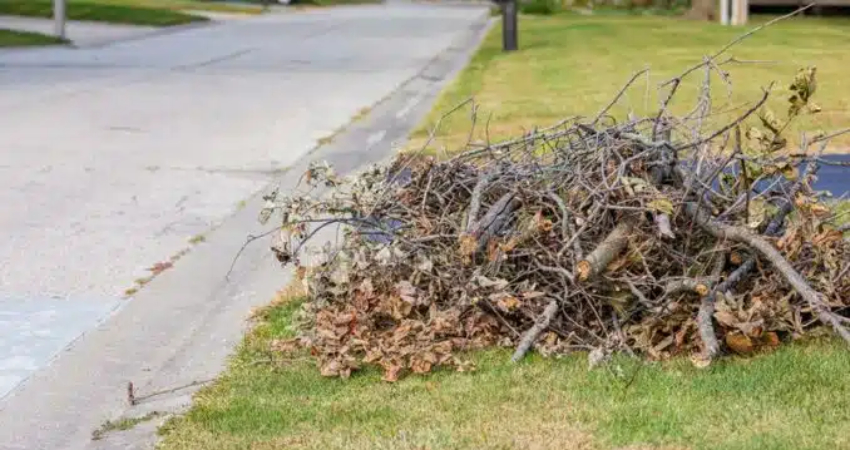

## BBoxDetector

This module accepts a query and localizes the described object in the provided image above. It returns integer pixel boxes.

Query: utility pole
[54,0,66,39]
[501,0,518,52]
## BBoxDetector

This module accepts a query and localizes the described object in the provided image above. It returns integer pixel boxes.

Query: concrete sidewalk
[0,15,159,47]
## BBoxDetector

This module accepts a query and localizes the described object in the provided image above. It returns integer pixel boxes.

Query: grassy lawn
[409,13,850,155]
[90,0,261,13]
[155,13,850,450]
[297,0,383,5]
[0,0,261,27]
[0,27,67,46]
[157,295,850,450]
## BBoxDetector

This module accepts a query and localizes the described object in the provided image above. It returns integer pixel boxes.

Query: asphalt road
[0,2,488,409]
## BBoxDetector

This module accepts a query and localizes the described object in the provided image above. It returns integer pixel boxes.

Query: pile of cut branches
[257,30,849,383]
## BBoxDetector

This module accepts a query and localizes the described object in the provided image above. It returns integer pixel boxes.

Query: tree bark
[576,220,635,281]
[511,299,559,363]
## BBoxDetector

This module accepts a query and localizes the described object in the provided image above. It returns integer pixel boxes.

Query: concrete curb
[0,9,493,450]
[0,14,221,50]
[69,19,220,50]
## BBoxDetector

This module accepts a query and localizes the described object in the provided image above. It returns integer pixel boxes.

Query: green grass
[0,28,67,46]
[96,0,262,14]
[157,14,850,450]
[834,201,850,235]
[157,295,850,450]
[0,0,260,26]
[409,13,850,155]
[92,412,164,441]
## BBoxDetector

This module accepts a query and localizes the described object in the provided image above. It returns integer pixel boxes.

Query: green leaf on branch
[747,198,767,229]
[788,66,817,117]
[621,176,651,196]
[648,197,674,215]
[757,107,784,135]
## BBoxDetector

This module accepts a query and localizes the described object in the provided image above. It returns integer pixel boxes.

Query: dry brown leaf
[729,251,744,265]
[487,239,501,262]
[459,234,477,258]
[410,359,432,374]
[762,331,781,347]
[535,210,554,232]
[714,310,738,328]
[320,360,342,377]
[809,203,831,217]
[270,338,300,354]
[726,332,755,354]
[690,353,712,369]
[500,237,520,253]
[148,261,173,275]
[496,295,521,312]
[382,364,402,382]
[576,260,592,282]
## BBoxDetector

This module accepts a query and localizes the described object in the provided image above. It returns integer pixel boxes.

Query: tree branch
[576,220,635,281]
[685,203,850,346]
[512,299,559,363]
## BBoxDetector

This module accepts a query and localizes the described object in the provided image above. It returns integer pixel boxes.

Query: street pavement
[0,15,161,47]
[0,0,489,429]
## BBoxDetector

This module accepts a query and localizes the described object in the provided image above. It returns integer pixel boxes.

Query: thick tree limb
[576,220,635,281]
[466,172,495,232]
[469,193,520,252]
[512,299,559,363]
[698,148,821,306]
[516,216,635,362]
[697,251,726,358]
[685,203,850,346]
[665,279,710,296]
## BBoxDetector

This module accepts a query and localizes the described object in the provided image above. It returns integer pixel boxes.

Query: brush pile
[259,62,850,381]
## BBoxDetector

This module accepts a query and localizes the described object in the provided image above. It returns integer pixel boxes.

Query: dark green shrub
[520,0,559,15]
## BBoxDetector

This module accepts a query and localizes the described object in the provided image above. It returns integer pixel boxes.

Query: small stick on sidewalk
[127,381,136,406]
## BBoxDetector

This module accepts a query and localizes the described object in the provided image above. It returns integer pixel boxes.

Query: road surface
[0,15,161,47]
[0,1,488,414]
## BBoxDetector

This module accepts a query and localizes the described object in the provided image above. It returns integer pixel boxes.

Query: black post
[502,0,518,52]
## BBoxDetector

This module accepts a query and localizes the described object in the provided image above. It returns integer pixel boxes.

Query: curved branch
[685,203,850,346]
[512,299,559,363]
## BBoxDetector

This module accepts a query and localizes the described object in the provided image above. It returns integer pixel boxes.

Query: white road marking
[367,130,386,146]
[395,95,423,119]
